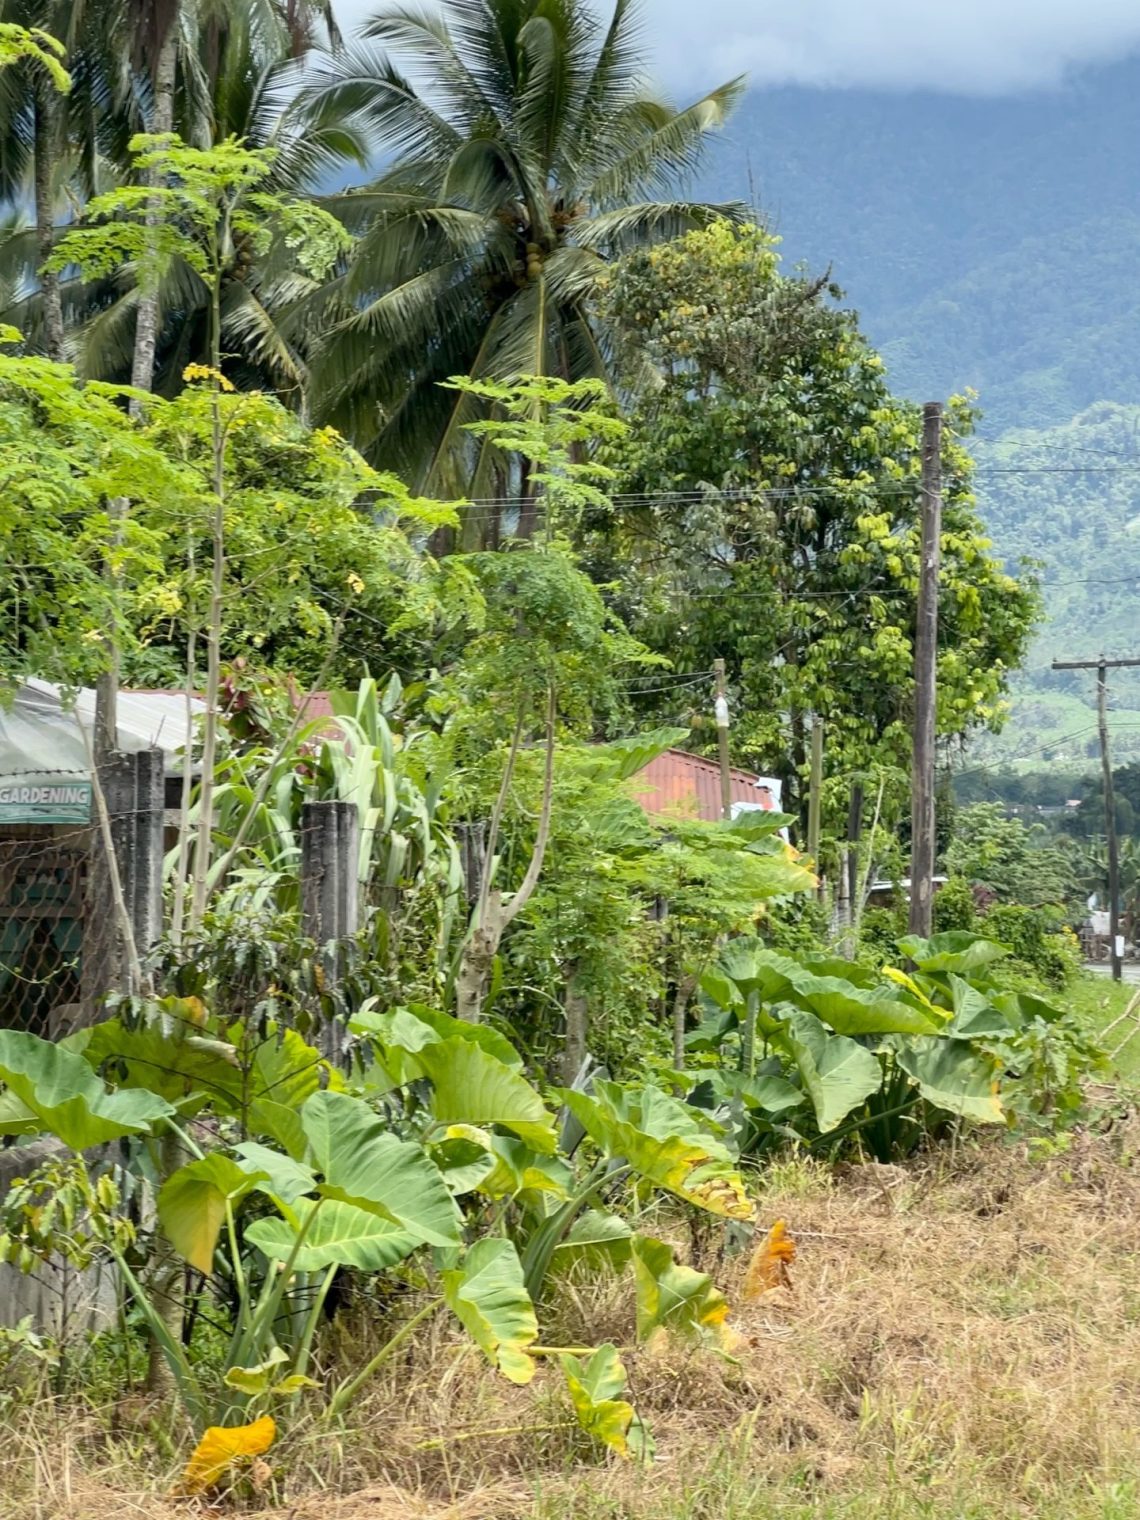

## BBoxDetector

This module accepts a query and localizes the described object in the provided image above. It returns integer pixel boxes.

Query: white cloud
[333,0,1140,96]
[652,0,1140,94]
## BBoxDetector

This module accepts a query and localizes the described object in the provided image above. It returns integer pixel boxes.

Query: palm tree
[300,0,745,510]
[0,2,361,399]
[0,0,114,359]
[70,11,366,403]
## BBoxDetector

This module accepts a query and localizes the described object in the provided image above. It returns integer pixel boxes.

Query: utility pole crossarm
[1051,658,1140,671]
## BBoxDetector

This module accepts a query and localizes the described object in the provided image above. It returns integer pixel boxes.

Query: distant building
[866,876,948,909]
[630,749,782,825]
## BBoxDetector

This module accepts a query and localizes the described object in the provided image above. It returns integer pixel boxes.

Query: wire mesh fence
[0,828,92,1036]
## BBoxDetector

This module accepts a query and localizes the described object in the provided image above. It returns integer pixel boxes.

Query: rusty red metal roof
[300,691,335,721]
[631,749,778,824]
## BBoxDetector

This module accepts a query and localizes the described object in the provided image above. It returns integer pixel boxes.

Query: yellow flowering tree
[594,220,1041,828]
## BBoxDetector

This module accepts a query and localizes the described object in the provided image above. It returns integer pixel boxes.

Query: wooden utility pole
[807,716,824,869]
[909,402,943,937]
[846,780,865,921]
[714,659,732,821]
[1052,655,1140,982]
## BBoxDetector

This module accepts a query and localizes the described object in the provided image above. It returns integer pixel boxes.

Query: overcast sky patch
[333,0,1140,96]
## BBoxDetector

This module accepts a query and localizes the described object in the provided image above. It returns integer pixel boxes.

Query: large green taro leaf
[245,1200,420,1272]
[232,1141,316,1205]
[779,1010,883,1133]
[350,1003,523,1072]
[158,1154,267,1274]
[551,1210,633,1273]
[894,1038,1005,1124]
[442,1238,538,1385]
[557,1082,752,1220]
[80,1019,240,1112]
[0,1029,173,1148]
[897,932,1010,976]
[945,976,1014,1040]
[301,1091,462,1247]
[416,1037,557,1152]
[717,947,942,1036]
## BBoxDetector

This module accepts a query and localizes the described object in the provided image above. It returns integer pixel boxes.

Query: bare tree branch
[475,703,527,927]
[500,683,556,931]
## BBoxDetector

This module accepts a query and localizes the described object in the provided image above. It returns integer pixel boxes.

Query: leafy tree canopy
[944,802,1078,908]
[0,341,459,697]
[583,221,1041,818]
[128,379,460,689]
[0,329,181,697]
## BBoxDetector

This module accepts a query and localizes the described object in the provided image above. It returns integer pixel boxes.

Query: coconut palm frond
[303,0,743,490]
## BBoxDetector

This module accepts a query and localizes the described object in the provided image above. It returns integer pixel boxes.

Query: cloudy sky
[338,0,1140,95]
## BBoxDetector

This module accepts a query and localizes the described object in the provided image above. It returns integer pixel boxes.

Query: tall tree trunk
[188,360,226,932]
[561,963,589,1084]
[516,459,537,539]
[456,690,556,1021]
[97,19,179,768]
[33,81,64,363]
[671,972,696,1071]
[130,21,178,402]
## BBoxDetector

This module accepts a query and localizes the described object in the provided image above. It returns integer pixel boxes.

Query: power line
[453,459,1140,508]
[950,722,1140,780]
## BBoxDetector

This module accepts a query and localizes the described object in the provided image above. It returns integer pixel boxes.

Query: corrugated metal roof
[3,681,207,779]
[631,749,780,824]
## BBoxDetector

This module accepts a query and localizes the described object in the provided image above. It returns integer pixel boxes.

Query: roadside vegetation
[0,4,1135,1518]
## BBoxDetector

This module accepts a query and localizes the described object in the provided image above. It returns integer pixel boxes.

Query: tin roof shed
[631,749,782,824]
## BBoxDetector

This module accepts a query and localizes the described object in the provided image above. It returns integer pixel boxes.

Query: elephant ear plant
[0,1000,760,1484]
[686,931,1104,1161]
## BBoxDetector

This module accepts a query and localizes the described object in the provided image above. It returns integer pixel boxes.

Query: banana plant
[179,677,464,950]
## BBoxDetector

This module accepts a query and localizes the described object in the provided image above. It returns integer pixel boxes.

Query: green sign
[0,778,92,823]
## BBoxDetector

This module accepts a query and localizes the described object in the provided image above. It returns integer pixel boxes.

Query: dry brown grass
[6,1129,1140,1519]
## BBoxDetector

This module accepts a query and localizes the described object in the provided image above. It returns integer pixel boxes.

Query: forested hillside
[696,63,1140,764]
[697,60,1140,437]
[971,404,1140,763]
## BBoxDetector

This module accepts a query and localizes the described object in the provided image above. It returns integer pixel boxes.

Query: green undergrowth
[1068,973,1140,1083]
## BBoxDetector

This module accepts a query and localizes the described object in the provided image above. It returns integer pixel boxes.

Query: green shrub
[934,875,978,933]
[983,903,1080,986]
[765,896,829,956]
[858,906,907,967]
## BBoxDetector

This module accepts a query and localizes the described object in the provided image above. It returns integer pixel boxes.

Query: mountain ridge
[696,59,1140,437]
[694,63,1140,763]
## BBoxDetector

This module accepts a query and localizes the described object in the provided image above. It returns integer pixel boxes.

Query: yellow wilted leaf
[742,1220,795,1300]
[159,993,208,1028]
[182,995,208,1027]
[680,1163,754,1221]
[881,966,946,1016]
[182,362,235,392]
[178,1416,276,1496]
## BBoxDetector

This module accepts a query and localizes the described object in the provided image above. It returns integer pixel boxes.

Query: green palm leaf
[304,0,743,487]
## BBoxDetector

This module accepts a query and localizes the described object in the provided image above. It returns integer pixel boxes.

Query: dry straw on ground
[6,1128,1140,1520]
